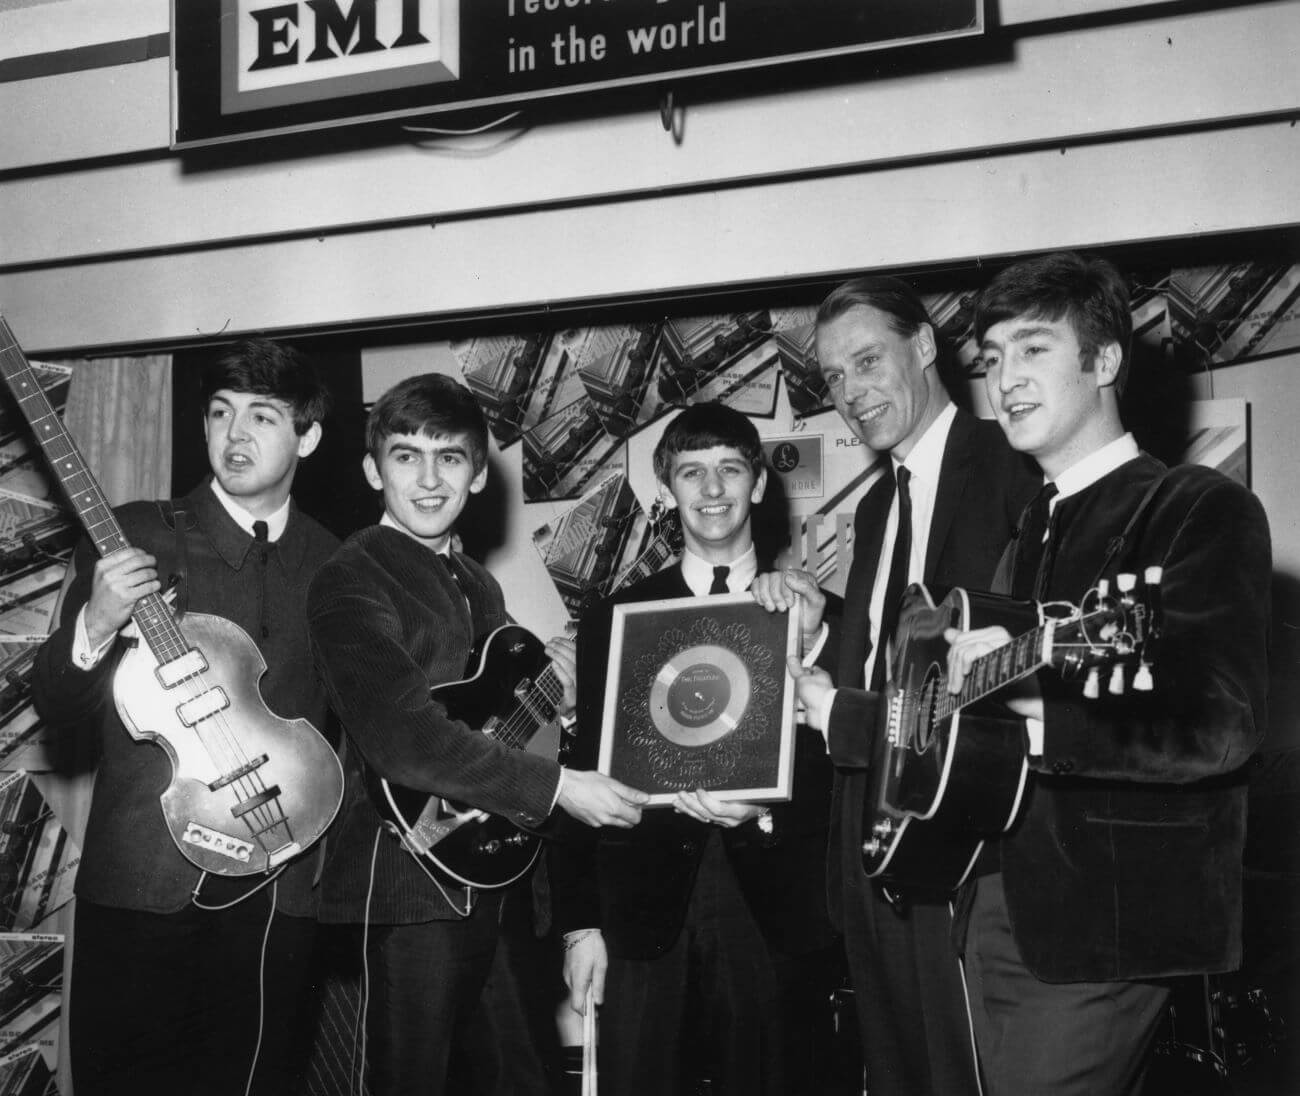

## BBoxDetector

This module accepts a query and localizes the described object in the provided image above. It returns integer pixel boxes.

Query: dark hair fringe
[199,338,332,435]
[365,373,489,471]
[652,402,765,484]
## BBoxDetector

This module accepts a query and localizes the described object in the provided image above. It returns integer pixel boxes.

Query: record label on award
[650,646,751,747]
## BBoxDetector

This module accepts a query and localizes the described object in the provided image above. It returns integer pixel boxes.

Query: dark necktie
[251,520,270,638]
[709,565,730,595]
[1012,482,1059,601]
[871,465,912,692]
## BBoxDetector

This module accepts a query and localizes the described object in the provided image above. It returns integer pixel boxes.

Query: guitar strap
[157,500,196,621]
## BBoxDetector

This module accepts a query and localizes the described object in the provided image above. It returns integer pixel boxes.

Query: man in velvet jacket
[306,374,647,1096]
[943,251,1272,1095]
[757,277,1039,1096]
[549,403,839,1096]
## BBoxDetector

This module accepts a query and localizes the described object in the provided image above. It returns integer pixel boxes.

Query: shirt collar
[895,401,956,486]
[1051,433,1141,502]
[208,478,291,542]
[379,511,452,556]
[680,544,757,597]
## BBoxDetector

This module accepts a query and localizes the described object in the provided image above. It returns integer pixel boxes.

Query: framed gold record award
[598,592,799,805]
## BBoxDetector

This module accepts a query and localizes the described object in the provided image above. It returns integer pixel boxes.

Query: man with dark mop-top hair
[33,338,340,1096]
[307,372,648,1096]
[940,251,1271,1095]
[550,401,840,1096]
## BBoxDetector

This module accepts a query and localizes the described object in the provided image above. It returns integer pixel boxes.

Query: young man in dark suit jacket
[549,402,839,1096]
[33,340,340,1096]
[306,374,647,1096]
[942,252,1271,1094]
[757,277,1039,1096]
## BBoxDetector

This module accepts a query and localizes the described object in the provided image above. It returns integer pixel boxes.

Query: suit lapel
[924,410,975,582]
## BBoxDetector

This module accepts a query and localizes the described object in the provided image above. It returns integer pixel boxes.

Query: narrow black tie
[252,520,270,639]
[1012,482,1059,601]
[709,565,730,595]
[871,464,912,692]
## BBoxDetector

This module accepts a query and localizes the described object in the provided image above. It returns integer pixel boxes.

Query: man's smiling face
[661,445,765,564]
[363,430,487,551]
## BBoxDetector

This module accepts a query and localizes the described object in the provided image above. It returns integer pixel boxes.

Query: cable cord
[242,879,278,1096]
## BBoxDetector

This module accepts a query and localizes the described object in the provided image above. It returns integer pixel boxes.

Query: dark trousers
[71,894,318,1096]
[841,874,980,1096]
[599,834,786,1096]
[361,891,516,1096]
[964,874,1171,1096]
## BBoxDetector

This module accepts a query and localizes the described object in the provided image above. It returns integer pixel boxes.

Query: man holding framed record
[548,402,841,1096]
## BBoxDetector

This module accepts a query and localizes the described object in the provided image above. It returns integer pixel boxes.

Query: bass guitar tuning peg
[1108,664,1126,696]
[1133,662,1154,692]
[1116,573,1136,593]
[1083,667,1101,699]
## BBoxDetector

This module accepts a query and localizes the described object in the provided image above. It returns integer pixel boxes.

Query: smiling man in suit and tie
[756,276,1039,1096]
[550,402,840,1096]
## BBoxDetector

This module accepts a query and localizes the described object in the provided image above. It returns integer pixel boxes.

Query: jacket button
[681,841,696,855]
[1051,760,1074,774]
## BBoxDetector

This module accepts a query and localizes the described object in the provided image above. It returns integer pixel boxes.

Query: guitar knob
[1097,579,1110,598]
[1108,665,1126,695]
[863,838,881,858]
[872,819,894,839]
[1133,662,1154,692]
[1083,667,1101,699]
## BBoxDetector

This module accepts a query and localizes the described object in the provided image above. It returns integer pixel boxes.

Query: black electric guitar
[861,573,1160,892]
[373,623,565,889]
[0,316,344,877]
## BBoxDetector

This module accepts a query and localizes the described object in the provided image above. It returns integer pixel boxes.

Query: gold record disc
[649,644,751,747]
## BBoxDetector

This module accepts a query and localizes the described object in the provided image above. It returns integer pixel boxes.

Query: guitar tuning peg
[1116,573,1136,593]
[1083,667,1101,699]
[1133,662,1154,692]
[1108,664,1126,695]
[1096,579,1110,598]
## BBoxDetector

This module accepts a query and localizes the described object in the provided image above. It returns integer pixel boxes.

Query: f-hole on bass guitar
[0,316,344,878]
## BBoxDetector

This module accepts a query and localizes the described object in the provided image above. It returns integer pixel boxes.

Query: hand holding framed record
[598,592,798,805]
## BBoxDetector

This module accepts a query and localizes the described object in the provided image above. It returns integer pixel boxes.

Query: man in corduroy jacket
[307,373,647,1096]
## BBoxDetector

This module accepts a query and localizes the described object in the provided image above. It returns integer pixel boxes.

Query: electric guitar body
[373,624,563,890]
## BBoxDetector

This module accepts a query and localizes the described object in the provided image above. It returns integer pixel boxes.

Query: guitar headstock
[1052,566,1163,698]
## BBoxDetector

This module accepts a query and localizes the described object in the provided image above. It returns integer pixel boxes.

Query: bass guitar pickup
[207,754,270,792]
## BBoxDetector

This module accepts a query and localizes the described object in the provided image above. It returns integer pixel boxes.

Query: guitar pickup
[176,687,229,726]
[208,754,270,792]
[156,649,208,688]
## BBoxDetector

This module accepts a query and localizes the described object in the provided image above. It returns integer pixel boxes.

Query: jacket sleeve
[546,597,612,936]
[32,537,120,728]
[1037,473,1270,783]
[306,553,560,828]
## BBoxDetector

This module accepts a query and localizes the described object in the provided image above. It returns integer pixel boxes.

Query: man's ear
[751,467,768,504]
[914,322,938,371]
[362,452,382,491]
[469,464,489,495]
[1094,342,1123,389]
[297,421,322,459]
